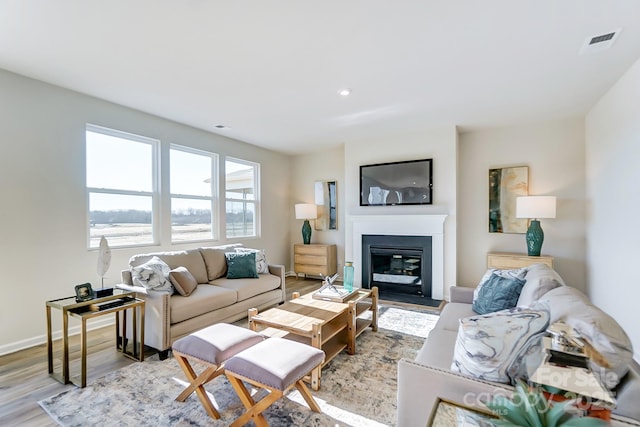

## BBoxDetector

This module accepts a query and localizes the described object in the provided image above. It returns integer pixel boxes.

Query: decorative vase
[301,219,312,244]
[343,262,354,291]
[526,219,544,256]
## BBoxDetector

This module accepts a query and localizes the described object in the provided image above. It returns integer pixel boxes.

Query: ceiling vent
[580,29,621,54]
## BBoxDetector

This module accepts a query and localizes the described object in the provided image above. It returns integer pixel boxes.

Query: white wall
[290,145,345,272]
[344,127,458,298]
[0,69,292,354]
[457,119,587,289]
[585,58,640,359]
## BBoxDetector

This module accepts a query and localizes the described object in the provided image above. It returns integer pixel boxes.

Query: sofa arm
[116,282,171,352]
[397,359,512,427]
[268,264,286,303]
[449,286,475,304]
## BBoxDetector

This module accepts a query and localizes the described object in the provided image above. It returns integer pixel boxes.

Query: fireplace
[347,214,446,301]
[362,234,433,305]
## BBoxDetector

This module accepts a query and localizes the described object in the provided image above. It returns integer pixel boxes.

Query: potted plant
[485,379,606,427]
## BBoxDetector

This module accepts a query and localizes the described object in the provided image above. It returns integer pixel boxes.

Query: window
[86,124,158,248]
[170,145,218,242]
[225,158,259,238]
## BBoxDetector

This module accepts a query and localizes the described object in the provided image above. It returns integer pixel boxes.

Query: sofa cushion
[212,274,281,301]
[168,267,198,297]
[129,249,208,284]
[199,247,228,281]
[517,263,565,307]
[538,286,633,389]
[472,273,525,314]
[130,256,173,293]
[170,284,238,324]
[225,252,258,279]
[235,247,269,274]
[435,302,476,333]
[451,307,549,384]
[415,328,458,370]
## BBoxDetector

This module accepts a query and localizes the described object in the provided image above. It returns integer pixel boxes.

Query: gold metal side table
[46,290,145,387]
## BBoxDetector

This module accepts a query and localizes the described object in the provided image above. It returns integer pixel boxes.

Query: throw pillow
[130,256,173,293]
[516,263,565,307]
[473,267,527,303]
[451,307,550,384]
[538,286,633,389]
[235,247,269,274]
[225,252,259,279]
[472,273,526,315]
[168,267,198,296]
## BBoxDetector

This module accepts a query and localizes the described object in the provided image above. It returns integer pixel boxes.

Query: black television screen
[360,158,433,206]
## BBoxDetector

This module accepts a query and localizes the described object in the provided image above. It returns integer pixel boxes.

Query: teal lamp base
[301,219,312,244]
[526,220,544,256]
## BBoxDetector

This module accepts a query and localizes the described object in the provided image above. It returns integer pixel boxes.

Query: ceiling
[2,1,640,155]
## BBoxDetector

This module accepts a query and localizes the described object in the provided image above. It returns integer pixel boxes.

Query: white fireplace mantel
[346,214,447,300]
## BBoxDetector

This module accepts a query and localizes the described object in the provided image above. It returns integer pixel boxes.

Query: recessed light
[214,124,230,130]
[338,88,351,97]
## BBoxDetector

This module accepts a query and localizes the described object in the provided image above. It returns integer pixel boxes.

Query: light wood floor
[0,277,324,426]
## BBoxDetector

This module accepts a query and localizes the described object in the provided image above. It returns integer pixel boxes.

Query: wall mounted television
[360,158,433,206]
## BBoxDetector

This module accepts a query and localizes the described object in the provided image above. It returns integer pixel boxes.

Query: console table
[487,252,554,270]
[46,290,144,387]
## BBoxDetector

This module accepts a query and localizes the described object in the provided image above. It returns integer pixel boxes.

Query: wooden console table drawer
[487,252,554,270]
[294,243,337,277]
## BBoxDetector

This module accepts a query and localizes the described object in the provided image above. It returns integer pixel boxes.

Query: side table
[46,289,145,387]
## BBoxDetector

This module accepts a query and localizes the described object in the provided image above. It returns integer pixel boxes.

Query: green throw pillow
[472,273,526,315]
[225,252,259,279]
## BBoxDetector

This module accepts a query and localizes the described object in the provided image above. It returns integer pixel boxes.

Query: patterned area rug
[39,304,439,427]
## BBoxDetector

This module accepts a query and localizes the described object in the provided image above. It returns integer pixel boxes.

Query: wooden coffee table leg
[371,286,379,332]
[248,308,258,331]
[347,301,356,355]
[310,323,322,390]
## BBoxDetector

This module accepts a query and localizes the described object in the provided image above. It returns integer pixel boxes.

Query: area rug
[39,304,439,427]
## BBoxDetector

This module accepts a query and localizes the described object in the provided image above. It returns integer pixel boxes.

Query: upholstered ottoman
[172,323,264,419]
[225,337,325,427]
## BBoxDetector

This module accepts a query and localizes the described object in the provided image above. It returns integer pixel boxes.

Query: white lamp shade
[516,196,556,219]
[295,203,317,220]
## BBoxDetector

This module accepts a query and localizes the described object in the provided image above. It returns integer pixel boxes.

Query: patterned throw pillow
[225,252,259,279]
[235,248,269,274]
[472,273,526,314]
[130,256,174,293]
[451,307,550,384]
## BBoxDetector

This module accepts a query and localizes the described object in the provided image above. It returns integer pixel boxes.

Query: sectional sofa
[118,246,285,358]
[397,263,640,426]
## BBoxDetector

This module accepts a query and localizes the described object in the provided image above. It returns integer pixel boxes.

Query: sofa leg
[158,350,170,360]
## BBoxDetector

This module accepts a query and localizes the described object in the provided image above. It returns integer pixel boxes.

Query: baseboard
[0,317,115,356]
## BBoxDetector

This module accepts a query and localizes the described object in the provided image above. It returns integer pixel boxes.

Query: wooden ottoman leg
[227,373,273,427]
[174,352,222,419]
[295,379,321,413]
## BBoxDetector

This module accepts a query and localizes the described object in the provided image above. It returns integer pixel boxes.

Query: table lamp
[295,203,317,244]
[516,196,556,256]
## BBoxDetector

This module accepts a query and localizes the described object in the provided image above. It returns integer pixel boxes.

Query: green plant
[485,379,606,427]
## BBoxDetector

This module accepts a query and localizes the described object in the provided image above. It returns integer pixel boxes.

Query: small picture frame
[75,283,94,302]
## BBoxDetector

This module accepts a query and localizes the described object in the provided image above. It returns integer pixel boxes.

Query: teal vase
[301,219,312,244]
[526,220,544,256]
[343,262,354,291]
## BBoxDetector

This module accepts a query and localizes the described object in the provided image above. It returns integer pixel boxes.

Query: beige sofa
[397,264,640,426]
[118,246,285,358]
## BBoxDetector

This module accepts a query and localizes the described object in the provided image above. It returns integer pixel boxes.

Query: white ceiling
[2,1,640,155]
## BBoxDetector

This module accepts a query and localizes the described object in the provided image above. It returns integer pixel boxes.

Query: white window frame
[169,144,219,243]
[225,157,260,239]
[86,124,160,249]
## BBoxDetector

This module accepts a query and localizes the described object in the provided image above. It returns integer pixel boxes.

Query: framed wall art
[488,166,528,233]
